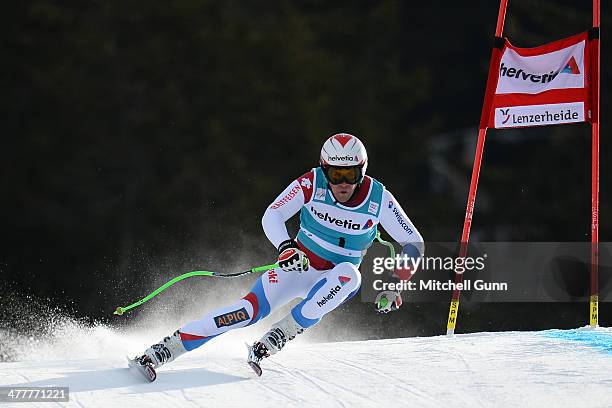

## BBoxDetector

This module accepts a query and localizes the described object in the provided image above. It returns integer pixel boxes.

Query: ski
[248,360,263,377]
[127,356,157,382]
[245,343,263,377]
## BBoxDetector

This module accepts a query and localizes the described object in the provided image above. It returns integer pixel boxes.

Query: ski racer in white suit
[137,133,424,370]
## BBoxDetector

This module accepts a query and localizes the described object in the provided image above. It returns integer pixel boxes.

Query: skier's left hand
[375,290,402,313]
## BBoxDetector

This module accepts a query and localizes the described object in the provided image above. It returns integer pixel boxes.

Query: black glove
[277,240,310,272]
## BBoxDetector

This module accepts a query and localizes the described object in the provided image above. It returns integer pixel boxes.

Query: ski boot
[140,329,187,368]
[128,330,187,382]
[247,314,305,376]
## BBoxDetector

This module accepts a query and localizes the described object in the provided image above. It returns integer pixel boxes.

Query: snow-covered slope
[1,325,611,407]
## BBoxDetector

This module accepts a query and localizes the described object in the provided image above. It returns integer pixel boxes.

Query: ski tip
[248,361,263,377]
[143,364,157,382]
[245,342,263,377]
[127,355,157,382]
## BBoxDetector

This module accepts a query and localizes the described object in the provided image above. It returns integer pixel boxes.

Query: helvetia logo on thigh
[317,285,342,307]
[214,307,251,328]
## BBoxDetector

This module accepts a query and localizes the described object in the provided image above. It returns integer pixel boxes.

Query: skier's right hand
[277,239,310,272]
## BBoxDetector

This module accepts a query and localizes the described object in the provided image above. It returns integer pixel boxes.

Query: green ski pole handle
[113,263,278,316]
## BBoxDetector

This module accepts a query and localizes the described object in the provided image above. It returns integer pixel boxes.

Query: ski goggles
[322,165,362,185]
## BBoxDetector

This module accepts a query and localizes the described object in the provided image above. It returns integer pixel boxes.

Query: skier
[135,133,424,375]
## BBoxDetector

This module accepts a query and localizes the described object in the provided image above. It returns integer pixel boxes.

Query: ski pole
[114,235,395,316]
[375,230,396,259]
[113,263,278,316]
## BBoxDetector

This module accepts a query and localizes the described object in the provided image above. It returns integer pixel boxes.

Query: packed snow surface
[1,323,611,407]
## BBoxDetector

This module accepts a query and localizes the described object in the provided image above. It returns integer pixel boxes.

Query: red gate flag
[447,0,601,335]
[480,30,599,129]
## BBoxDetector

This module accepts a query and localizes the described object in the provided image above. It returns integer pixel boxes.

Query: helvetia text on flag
[480,30,598,129]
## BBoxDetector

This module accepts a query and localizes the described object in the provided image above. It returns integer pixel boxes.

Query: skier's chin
[331,184,357,203]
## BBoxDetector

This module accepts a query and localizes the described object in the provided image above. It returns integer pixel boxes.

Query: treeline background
[2,0,611,336]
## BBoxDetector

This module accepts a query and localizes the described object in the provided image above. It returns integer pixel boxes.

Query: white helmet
[320,133,368,183]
